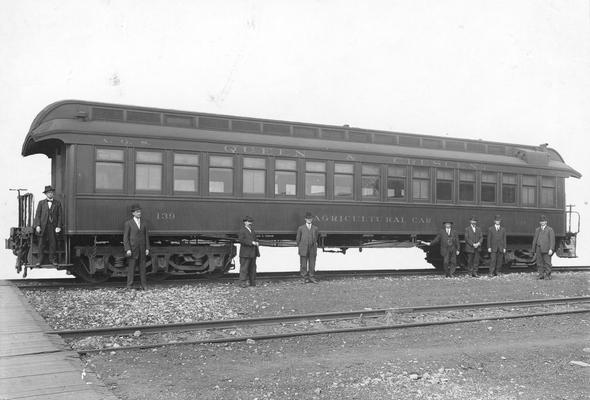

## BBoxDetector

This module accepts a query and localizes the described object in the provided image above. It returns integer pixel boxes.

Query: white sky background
[0,0,589,279]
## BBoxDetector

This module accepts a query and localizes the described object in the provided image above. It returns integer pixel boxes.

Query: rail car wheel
[72,256,111,283]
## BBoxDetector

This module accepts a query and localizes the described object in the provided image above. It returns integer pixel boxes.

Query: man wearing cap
[238,216,260,287]
[464,216,483,277]
[34,185,63,266]
[487,215,506,277]
[425,220,460,277]
[531,215,555,279]
[123,204,150,290]
[296,212,321,283]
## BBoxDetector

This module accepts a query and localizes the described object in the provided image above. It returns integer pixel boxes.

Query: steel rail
[13,266,590,290]
[54,296,590,338]
[76,308,590,354]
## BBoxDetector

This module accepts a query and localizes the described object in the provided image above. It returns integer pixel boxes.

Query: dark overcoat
[531,226,555,253]
[34,199,63,234]
[430,228,460,256]
[238,226,260,258]
[487,225,507,251]
[123,218,150,258]
[464,225,483,253]
[296,224,320,257]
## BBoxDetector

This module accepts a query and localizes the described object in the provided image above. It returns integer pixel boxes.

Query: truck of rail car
[5,100,582,281]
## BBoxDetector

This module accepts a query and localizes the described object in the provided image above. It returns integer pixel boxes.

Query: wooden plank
[0,282,118,400]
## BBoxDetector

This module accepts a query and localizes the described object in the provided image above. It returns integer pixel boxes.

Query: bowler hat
[243,216,254,222]
[539,215,548,221]
[469,216,478,222]
[130,204,142,212]
[442,219,453,225]
[304,212,314,219]
[493,215,502,221]
[43,185,55,193]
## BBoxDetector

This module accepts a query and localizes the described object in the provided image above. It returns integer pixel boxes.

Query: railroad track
[56,296,590,354]
[12,266,590,290]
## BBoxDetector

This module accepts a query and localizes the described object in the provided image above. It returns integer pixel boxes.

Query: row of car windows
[94,148,557,207]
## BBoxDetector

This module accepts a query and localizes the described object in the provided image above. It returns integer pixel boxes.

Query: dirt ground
[73,272,590,400]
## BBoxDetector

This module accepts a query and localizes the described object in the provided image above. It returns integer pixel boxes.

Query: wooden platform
[0,280,118,399]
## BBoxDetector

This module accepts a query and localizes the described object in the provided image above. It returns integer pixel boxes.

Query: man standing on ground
[531,215,555,280]
[487,215,506,277]
[124,204,150,290]
[425,219,460,277]
[296,212,320,283]
[238,216,260,287]
[464,216,483,277]
[34,185,63,266]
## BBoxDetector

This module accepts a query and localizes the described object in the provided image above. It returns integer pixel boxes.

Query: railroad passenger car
[6,100,581,281]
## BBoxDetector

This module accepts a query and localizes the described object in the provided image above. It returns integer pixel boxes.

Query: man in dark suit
[123,204,150,290]
[464,216,483,277]
[34,185,63,266]
[531,215,555,280]
[238,216,260,287]
[487,214,507,277]
[426,220,460,277]
[296,212,321,283]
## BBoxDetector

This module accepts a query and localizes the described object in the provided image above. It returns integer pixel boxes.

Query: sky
[1,0,589,279]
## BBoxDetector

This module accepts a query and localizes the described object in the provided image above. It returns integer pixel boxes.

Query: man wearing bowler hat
[464,216,483,277]
[34,185,63,266]
[425,219,460,277]
[296,212,321,283]
[238,216,260,287]
[531,215,555,279]
[123,204,150,290]
[487,215,506,277]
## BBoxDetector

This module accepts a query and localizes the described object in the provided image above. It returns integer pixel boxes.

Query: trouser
[489,251,503,275]
[300,253,317,278]
[466,252,480,275]
[239,257,257,286]
[38,223,57,264]
[442,250,457,277]
[535,248,552,278]
[127,253,147,289]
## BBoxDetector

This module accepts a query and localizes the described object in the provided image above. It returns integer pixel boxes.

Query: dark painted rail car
[6,100,581,281]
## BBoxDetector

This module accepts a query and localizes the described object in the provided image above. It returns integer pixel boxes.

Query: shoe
[249,283,256,287]
[309,277,318,284]
[51,261,59,266]
[538,276,544,280]
[239,283,249,288]
[303,278,311,284]
[126,285,134,289]
[35,262,41,267]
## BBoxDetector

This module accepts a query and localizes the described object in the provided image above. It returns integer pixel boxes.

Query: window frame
[435,168,454,203]
[411,167,430,202]
[521,175,537,207]
[333,162,354,199]
[540,176,556,208]
[480,172,497,204]
[360,164,381,200]
[458,170,475,203]
[173,152,200,194]
[208,154,235,196]
[274,158,298,198]
[135,150,163,193]
[242,157,267,196]
[95,147,125,192]
[501,173,517,205]
[386,165,407,201]
[305,160,327,198]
